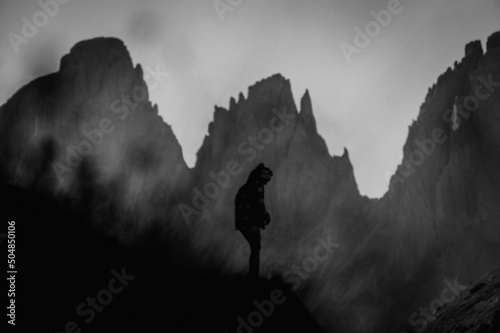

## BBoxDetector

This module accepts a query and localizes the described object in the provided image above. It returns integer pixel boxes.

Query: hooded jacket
[234,164,272,230]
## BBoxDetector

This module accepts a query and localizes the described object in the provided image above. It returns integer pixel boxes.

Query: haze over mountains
[1,31,500,332]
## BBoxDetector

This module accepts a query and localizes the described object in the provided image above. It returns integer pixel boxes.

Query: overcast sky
[1,0,499,197]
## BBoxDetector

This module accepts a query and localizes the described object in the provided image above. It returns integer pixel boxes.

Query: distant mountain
[0,37,189,226]
[307,31,500,333]
[0,32,499,333]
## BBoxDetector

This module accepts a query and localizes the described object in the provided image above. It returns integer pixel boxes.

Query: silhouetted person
[235,163,273,278]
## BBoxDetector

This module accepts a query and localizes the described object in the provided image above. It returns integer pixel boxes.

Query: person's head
[247,163,273,185]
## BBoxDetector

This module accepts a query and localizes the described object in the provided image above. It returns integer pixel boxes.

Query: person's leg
[248,229,261,278]
[241,229,261,278]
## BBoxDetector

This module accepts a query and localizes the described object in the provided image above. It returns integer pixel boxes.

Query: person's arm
[258,185,271,227]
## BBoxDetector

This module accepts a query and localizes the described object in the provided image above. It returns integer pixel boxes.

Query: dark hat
[248,163,273,183]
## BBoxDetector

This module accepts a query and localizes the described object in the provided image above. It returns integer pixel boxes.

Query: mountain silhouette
[1,32,500,332]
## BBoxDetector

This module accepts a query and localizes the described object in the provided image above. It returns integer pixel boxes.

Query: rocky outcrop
[0,37,189,225]
[424,264,500,333]
[487,31,500,51]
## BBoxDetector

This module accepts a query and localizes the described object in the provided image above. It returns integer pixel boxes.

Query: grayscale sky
[1,0,499,197]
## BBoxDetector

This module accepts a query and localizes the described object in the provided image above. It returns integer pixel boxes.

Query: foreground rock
[424,264,500,333]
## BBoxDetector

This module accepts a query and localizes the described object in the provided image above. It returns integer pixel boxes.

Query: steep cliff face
[0,37,189,224]
[432,38,500,278]
[349,34,500,332]
[380,34,500,280]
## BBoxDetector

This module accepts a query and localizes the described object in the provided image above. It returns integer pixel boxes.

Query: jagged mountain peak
[487,31,500,51]
[227,92,247,112]
[58,37,143,98]
[332,147,353,170]
[341,147,349,158]
[465,40,483,57]
[299,89,317,135]
[238,92,245,103]
[229,96,237,110]
[60,37,133,73]
[245,73,297,113]
[249,73,290,93]
[0,36,189,198]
